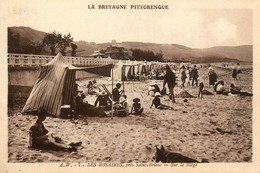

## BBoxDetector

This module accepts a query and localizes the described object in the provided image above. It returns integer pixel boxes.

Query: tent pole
[111,65,114,119]
[123,79,125,95]
[122,66,125,95]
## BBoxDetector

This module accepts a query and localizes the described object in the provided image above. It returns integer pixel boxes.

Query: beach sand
[8,65,252,163]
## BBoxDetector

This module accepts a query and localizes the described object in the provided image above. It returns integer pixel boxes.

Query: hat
[155,92,161,97]
[133,98,140,102]
[150,82,156,86]
[120,97,126,103]
[101,91,106,95]
[209,67,213,71]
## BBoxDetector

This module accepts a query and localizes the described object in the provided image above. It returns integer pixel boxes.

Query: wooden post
[122,66,125,95]
[111,65,114,119]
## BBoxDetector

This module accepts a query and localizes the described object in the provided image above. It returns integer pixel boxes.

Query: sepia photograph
[1,0,260,172]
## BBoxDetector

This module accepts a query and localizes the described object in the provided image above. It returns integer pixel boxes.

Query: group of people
[29,62,251,152]
[111,83,144,116]
[232,63,242,80]
[179,65,200,88]
[214,80,252,96]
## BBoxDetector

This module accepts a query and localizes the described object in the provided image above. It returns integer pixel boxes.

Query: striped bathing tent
[22,53,113,117]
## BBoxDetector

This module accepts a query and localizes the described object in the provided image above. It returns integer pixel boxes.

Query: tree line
[130,48,163,62]
[8,29,164,61]
[8,29,78,56]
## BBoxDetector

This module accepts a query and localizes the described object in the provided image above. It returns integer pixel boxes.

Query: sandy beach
[8,65,252,163]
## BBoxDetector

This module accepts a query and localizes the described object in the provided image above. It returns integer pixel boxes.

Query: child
[150,92,173,110]
[198,82,204,99]
[113,95,128,117]
[130,98,144,115]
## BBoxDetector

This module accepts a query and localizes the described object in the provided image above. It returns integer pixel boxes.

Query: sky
[6,0,252,48]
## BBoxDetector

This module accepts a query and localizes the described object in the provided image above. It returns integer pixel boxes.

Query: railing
[7,53,158,67]
[7,53,170,67]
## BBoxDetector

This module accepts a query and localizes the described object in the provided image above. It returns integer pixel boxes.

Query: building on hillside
[104,45,130,60]
[90,50,105,58]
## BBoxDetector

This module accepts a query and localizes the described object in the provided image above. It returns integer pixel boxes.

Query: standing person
[163,65,176,103]
[112,83,123,102]
[232,67,237,80]
[186,67,191,86]
[191,65,199,87]
[198,82,204,99]
[180,66,187,87]
[208,67,217,88]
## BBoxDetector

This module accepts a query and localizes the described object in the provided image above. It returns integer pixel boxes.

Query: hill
[198,45,252,62]
[9,26,46,45]
[8,26,252,63]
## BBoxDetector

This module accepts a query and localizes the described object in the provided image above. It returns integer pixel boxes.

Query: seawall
[8,66,98,108]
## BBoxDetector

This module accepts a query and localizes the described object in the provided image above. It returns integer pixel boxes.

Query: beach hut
[112,60,142,81]
[22,53,113,117]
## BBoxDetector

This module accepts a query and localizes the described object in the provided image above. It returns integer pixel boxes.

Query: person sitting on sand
[120,95,128,112]
[75,93,106,117]
[130,98,144,115]
[87,81,93,94]
[87,81,93,91]
[112,83,123,102]
[29,110,80,151]
[113,95,128,117]
[70,90,81,118]
[94,91,111,111]
[230,83,253,96]
[92,80,97,87]
[214,81,229,95]
[150,92,173,110]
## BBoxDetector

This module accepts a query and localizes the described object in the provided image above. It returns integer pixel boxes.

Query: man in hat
[163,65,176,103]
[130,98,144,115]
[112,83,123,102]
[190,65,199,87]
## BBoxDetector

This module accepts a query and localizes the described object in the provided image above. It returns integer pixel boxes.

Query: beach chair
[101,84,112,100]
